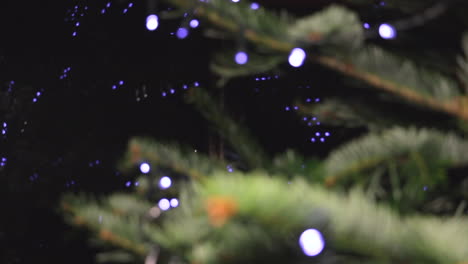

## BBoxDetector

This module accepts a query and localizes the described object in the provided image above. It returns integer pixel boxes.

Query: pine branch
[184,87,268,169]
[62,172,468,264]
[150,173,468,264]
[62,194,149,257]
[297,97,458,131]
[161,1,468,121]
[314,52,468,120]
[122,138,227,180]
[324,127,468,190]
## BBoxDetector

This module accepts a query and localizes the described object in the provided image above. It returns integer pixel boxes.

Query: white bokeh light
[170,198,179,207]
[189,19,199,28]
[140,162,151,174]
[378,23,396,39]
[299,229,325,257]
[146,14,159,31]
[288,48,306,68]
[159,176,172,189]
[158,198,170,211]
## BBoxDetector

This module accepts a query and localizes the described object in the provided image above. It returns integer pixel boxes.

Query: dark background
[0,0,465,263]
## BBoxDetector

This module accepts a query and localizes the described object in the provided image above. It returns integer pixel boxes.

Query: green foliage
[62,0,468,263]
[338,45,462,101]
[63,174,468,264]
[288,5,364,50]
[324,127,468,210]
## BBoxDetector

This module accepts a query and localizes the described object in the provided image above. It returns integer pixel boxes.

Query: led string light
[146,0,159,31]
[363,1,451,40]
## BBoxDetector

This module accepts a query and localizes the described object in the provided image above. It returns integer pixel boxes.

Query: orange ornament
[205,196,238,227]
[129,143,142,163]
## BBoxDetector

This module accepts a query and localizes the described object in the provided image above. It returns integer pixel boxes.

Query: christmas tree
[54,0,468,263]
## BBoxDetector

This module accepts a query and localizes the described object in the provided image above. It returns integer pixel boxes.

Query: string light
[140,162,151,174]
[250,2,260,10]
[158,198,170,211]
[146,14,159,31]
[189,19,199,28]
[378,23,396,39]
[176,27,189,39]
[289,48,306,68]
[235,51,248,65]
[159,176,172,189]
[170,198,179,207]
[299,229,325,257]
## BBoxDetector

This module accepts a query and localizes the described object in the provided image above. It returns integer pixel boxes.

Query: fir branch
[122,138,227,180]
[314,53,468,120]
[184,87,268,169]
[163,0,468,121]
[324,127,468,189]
[195,172,468,263]
[61,196,148,257]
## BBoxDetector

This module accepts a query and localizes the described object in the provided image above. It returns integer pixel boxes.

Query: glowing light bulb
[158,198,170,211]
[250,2,260,10]
[288,48,306,68]
[170,198,179,207]
[146,14,159,31]
[189,19,199,28]
[159,176,172,189]
[235,51,248,65]
[176,27,189,39]
[379,23,396,39]
[140,162,151,174]
[299,229,325,257]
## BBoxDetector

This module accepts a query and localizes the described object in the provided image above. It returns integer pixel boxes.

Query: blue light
[363,23,370,29]
[140,162,151,174]
[158,198,170,211]
[159,176,172,189]
[250,2,260,10]
[189,19,199,28]
[146,14,159,31]
[176,27,189,39]
[235,51,248,65]
[299,229,325,257]
[170,198,179,207]
[289,48,306,68]
[379,23,396,39]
